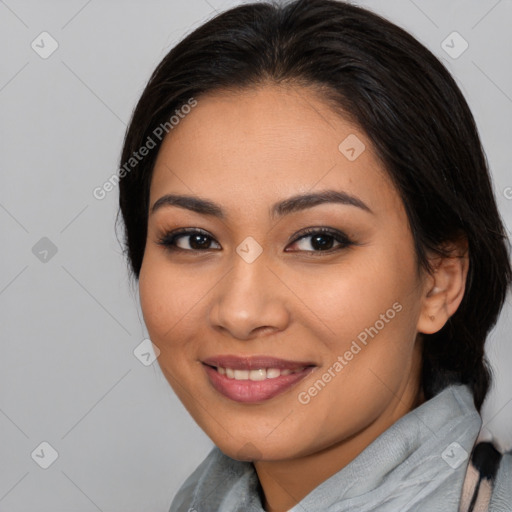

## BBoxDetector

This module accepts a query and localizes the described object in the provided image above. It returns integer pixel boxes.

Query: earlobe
[417,241,469,335]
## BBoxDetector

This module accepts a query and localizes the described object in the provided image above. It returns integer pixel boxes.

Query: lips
[202,354,317,403]
[202,354,316,371]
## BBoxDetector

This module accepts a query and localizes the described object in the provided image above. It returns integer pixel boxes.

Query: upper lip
[202,355,316,371]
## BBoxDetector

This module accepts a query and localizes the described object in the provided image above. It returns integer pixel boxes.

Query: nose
[208,250,291,341]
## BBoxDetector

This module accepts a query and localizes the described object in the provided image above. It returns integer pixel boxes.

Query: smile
[215,366,306,380]
[201,355,317,403]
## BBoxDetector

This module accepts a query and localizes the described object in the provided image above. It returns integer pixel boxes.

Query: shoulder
[168,446,254,512]
[490,449,512,511]
[168,447,220,512]
[461,441,512,512]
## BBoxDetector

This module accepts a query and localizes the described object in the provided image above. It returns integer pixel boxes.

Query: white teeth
[266,368,281,379]
[249,368,267,381]
[216,366,306,380]
[234,369,249,380]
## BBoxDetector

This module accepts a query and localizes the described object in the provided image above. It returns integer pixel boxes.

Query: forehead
[149,84,402,219]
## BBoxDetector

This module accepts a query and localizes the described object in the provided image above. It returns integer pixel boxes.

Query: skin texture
[138,84,469,512]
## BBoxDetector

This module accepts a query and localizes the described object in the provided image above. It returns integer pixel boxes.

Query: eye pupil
[311,234,334,251]
[190,234,210,250]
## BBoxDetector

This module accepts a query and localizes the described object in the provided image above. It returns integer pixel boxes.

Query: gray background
[1,0,511,510]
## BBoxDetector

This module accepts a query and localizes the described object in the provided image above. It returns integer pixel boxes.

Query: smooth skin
[138,84,469,512]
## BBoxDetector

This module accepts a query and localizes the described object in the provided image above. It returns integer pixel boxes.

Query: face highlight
[138,84,430,463]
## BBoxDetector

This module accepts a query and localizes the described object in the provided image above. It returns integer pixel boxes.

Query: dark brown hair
[116,0,512,411]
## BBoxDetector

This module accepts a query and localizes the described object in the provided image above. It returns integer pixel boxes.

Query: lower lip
[203,364,316,403]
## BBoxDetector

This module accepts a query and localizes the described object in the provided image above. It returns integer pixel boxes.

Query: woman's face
[139,84,432,461]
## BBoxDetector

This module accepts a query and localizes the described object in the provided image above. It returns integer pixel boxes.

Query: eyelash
[155,226,355,256]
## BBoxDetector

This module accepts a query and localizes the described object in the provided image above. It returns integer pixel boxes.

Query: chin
[213,434,304,463]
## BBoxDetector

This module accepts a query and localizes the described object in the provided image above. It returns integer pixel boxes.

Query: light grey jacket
[170,384,512,512]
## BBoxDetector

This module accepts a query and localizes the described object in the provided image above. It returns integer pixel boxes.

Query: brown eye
[156,229,221,252]
[156,226,354,255]
[286,227,354,253]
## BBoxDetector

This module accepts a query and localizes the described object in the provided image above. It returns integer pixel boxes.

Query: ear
[417,237,469,335]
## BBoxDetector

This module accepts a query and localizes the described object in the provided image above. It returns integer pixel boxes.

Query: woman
[117,0,512,510]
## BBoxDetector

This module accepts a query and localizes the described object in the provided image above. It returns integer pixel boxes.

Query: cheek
[314,270,421,420]
[139,265,170,336]
[304,251,413,340]
[296,305,420,445]
[308,249,421,394]
[138,256,195,346]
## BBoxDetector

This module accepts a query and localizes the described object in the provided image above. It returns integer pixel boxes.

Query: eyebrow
[150,189,373,219]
